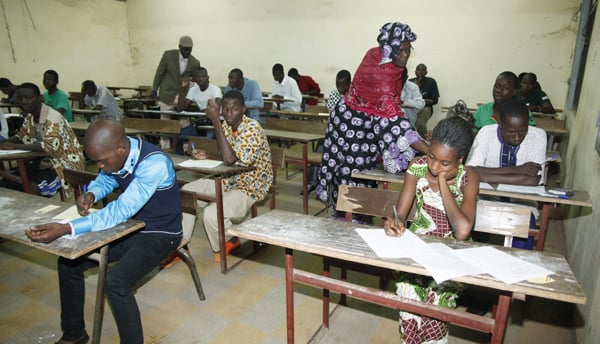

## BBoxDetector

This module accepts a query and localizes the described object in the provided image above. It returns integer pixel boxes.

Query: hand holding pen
[189,141,207,160]
[384,206,406,237]
[76,184,95,216]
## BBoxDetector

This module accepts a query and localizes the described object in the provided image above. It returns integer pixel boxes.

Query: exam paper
[355,228,428,258]
[451,246,553,284]
[178,159,223,169]
[496,184,559,198]
[411,243,486,284]
[51,205,98,239]
[479,182,494,190]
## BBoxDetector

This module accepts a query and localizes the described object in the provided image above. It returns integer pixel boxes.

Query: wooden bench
[123,117,181,152]
[263,117,326,179]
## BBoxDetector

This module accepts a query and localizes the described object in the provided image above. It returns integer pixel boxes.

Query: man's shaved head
[84,119,126,151]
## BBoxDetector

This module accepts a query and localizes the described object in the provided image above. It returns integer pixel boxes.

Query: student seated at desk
[0,83,85,197]
[42,69,73,122]
[270,63,302,112]
[467,99,546,249]
[81,80,123,121]
[25,119,183,344]
[473,71,535,132]
[325,69,351,112]
[0,77,18,104]
[176,67,223,152]
[288,67,321,105]
[384,116,479,344]
[467,99,547,186]
[225,68,264,122]
[516,72,556,114]
[182,90,272,262]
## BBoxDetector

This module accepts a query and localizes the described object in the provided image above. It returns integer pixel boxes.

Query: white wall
[126,0,579,128]
[0,0,134,95]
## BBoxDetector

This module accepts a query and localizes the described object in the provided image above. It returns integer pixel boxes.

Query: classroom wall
[561,6,600,343]
[0,0,134,97]
[126,0,579,128]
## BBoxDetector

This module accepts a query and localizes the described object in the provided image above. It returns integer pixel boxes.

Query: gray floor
[0,159,580,343]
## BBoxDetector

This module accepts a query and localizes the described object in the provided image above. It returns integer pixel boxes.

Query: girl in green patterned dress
[384,116,479,343]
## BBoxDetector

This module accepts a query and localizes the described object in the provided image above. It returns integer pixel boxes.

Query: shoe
[213,238,241,262]
[299,184,317,196]
[159,250,183,269]
[55,331,89,344]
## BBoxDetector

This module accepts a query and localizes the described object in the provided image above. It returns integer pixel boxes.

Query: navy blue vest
[115,139,182,236]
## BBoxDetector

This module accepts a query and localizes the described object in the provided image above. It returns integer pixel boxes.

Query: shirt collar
[112,136,140,176]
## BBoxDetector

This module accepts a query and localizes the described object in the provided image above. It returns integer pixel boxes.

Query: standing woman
[316,22,428,213]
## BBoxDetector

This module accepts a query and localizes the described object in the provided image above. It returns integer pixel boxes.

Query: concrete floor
[0,158,582,343]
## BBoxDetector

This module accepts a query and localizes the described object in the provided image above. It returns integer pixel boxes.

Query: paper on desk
[178,159,223,169]
[0,149,31,155]
[411,243,486,284]
[479,182,494,190]
[355,228,428,258]
[451,246,553,284]
[496,184,545,194]
[51,205,98,239]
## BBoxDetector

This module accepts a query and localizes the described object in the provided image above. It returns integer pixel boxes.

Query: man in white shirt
[466,99,547,185]
[270,63,302,112]
[177,67,222,111]
[401,79,425,128]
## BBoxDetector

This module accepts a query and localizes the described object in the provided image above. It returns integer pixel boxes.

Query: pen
[190,141,195,151]
[392,206,403,236]
[82,184,87,194]
[545,153,559,162]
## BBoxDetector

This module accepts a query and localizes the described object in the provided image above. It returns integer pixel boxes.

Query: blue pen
[558,194,570,199]
[82,184,87,194]
[545,153,559,162]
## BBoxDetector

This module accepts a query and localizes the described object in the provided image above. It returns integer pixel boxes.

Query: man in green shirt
[42,69,73,122]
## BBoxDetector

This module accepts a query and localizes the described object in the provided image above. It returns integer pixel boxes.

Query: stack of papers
[355,228,553,284]
[178,159,223,169]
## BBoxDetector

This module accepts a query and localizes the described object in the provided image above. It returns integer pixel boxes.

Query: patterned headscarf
[377,22,417,65]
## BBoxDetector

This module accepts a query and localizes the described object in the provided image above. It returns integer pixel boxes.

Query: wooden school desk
[0,188,146,344]
[125,109,206,119]
[69,120,146,136]
[170,154,255,273]
[351,170,593,251]
[228,209,586,344]
[263,97,294,110]
[72,108,102,121]
[0,149,48,194]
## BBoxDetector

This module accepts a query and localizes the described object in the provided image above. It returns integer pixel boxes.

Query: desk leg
[92,246,109,344]
[536,203,551,251]
[285,248,295,344]
[215,177,228,274]
[302,143,308,215]
[490,294,510,344]
[17,159,33,194]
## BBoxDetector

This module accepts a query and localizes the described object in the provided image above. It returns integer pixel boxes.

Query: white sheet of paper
[411,243,486,284]
[479,182,494,190]
[355,228,428,258]
[178,159,223,169]
[0,149,31,155]
[451,246,553,284]
[35,204,61,214]
[496,184,545,194]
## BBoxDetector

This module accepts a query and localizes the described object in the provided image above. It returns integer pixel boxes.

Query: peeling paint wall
[0,0,134,95]
[562,4,600,342]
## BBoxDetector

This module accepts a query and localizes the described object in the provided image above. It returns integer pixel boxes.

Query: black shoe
[299,184,317,196]
[56,331,89,344]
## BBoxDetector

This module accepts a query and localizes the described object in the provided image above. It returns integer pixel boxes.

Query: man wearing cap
[152,36,201,147]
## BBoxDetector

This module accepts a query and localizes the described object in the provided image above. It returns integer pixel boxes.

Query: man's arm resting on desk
[473,164,541,185]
